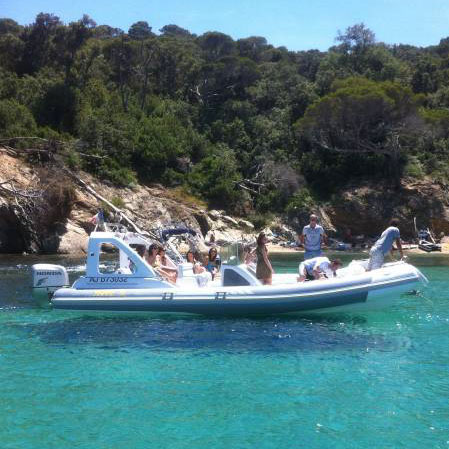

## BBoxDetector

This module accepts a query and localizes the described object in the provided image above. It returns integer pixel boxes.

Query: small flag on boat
[90,209,104,224]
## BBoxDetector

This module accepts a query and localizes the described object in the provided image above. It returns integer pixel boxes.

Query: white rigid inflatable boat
[31,231,428,316]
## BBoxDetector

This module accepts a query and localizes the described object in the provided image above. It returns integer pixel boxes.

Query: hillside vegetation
[1,15,449,225]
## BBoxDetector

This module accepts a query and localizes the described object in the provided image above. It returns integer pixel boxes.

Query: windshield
[220,242,245,266]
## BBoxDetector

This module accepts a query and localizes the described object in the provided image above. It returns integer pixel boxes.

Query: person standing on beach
[300,214,327,260]
[367,218,404,271]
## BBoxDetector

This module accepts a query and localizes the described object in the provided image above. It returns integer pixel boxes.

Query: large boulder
[238,219,255,230]
[324,180,449,239]
[193,211,213,237]
[57,220,88,254]
[208,209,222,220]
[222,215,239,226]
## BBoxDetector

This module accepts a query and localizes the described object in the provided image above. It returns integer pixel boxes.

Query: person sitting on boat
[186,250,206,274]
[155,247,178,283]
[145,243,160,267]
[205,247,221,280]
[243,245,256,265]
[186,250,212,286]
[125,244,147,274]
[367,218,404,271]
[300,214,328,260]
[256,232,274,285]
[146,243,174,282]
[297,257,342,282]
[134,245,146,258]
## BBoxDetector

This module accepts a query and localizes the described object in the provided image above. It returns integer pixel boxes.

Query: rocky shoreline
[0,153,270,255]
[2,152,449,256]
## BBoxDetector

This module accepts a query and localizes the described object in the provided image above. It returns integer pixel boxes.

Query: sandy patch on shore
[404,242,449,254]
[268,242,449,255]
[267,244,302,254]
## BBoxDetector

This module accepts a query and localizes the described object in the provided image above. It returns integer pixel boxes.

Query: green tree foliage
[188,145,242,208]
[128,21,153,40]
[34,82,78,132]
[0,34,24,71]
[237,36,268,62]
[335,23,376,55]
[0,19,24,72]
[411,55,440,93]
[0,18,23,35]
[300,77,418,149]
[159,25,192,38]
[133,112,189,179]
[2,15,449,214]
[317,24,410,94]
[197,32,235,61]
[0,99,38,137]
[20,13,64,74]
[297,77,419,189]
[92,25,123,39]
[55,15,96,81]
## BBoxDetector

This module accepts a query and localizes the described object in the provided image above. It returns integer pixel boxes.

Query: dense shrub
[0,99,37,137]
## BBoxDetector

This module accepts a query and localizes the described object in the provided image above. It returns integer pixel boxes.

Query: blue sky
[1,0,448,51]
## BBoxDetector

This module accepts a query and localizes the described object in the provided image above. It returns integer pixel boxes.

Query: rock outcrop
[2,152,449,254]
[0,154,257,254]
[323,180,449,240]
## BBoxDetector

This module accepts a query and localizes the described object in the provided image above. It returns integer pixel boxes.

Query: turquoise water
[1,252,449,449]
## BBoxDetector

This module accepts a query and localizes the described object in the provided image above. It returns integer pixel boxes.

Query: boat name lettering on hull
[88,277,128,283]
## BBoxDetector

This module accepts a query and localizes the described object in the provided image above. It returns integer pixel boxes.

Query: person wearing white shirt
[298,257,342,282]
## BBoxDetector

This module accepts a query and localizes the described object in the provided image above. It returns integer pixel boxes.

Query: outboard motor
[31,264,69,306]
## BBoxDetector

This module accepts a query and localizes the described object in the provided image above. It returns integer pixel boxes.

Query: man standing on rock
[300,214,327,260]
[367,218,404,271]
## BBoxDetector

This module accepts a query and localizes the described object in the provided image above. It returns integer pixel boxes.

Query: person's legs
[367,248,384,271]
[306,272,316,281]
[304,249,321,260]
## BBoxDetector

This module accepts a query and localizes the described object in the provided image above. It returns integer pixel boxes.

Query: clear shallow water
[1,253,449,449]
